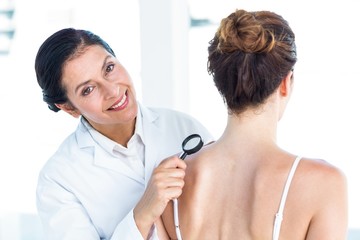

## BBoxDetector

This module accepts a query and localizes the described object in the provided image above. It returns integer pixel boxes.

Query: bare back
[161,144,347,240]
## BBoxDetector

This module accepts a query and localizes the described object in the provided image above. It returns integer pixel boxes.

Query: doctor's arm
[133,156,186,239]
[36,156,185,240]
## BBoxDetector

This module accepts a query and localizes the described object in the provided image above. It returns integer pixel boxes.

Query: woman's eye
[106,64,114,73]
[82,86,94,96]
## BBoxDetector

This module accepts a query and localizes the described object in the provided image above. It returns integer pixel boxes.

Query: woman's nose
[102,81,119,99]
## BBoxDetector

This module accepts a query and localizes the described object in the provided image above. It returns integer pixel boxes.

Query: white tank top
[272,156,302,240]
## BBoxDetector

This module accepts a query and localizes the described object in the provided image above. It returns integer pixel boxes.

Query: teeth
[111,94,126,109]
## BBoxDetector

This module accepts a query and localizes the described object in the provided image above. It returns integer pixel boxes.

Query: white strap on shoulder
[272,156,302,240]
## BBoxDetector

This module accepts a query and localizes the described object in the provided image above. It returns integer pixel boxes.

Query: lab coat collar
[73,103,162,184]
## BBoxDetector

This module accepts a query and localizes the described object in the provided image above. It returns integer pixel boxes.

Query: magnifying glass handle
[174,151,186,240]
[179,151,187,160]
[173,199,182,240]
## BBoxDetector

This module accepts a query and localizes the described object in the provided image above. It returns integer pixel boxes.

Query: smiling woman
[52,44,139,143]
[33,28,214,240]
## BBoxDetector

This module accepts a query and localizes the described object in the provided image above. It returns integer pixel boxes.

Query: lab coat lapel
[93,148,144,184]
[76,119,144,184]
[140,106,164,186]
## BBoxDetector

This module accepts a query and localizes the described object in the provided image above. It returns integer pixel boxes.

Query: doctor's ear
[55,103,81,118]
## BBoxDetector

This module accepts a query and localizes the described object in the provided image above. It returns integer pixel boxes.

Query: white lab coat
[36,104,213,240]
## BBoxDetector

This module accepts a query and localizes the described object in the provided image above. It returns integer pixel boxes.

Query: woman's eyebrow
[102,55,112,70]
[75,80,91,94]
[74,55,113,94]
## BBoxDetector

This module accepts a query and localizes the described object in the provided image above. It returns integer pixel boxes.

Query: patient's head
[207,9,297,114]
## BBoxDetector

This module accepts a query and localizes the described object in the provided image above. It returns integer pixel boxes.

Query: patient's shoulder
[295,157,347,205]
[183,143,220,188]
[185,143,215,171]
[299,157,346,183]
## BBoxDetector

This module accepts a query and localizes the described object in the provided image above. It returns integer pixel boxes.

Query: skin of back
[162,144,347,240]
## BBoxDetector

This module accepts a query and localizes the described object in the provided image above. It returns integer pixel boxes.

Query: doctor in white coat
[35,28,213,240]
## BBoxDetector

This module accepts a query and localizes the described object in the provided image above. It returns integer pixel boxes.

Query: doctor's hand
[134,156,186,239]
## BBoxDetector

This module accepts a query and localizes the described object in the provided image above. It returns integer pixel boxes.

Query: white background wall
[0,0,359,238]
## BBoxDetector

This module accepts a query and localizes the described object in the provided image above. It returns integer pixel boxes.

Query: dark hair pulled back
[208,9,297,114]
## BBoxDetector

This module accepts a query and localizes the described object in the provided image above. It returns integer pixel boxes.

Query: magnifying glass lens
[180,134,204,158]
[183,136,202,151]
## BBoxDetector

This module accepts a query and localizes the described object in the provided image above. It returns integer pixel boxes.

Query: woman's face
[61,45,138,131]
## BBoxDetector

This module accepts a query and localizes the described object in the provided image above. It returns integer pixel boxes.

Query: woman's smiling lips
[108,91,128,111]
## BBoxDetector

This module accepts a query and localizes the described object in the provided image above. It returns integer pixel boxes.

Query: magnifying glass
[179,133,204,159]
[174,134,203,240]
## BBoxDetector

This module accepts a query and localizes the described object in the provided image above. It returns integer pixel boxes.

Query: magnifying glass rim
[181,133,203,155]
